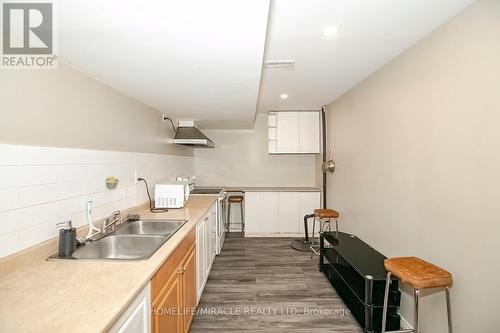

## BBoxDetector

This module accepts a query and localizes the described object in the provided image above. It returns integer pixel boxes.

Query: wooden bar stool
[226,195,244,237]
[381,257,453,333]
[310,208,339,257]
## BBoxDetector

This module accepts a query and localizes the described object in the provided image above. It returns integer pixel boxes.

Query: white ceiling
[57,0,475,129]
[258,0,476,113]
[58,0,270,129]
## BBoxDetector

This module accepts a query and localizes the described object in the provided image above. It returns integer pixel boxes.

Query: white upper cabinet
[299,112,321,153]
[276,112,300,153]
[268,111,320,154]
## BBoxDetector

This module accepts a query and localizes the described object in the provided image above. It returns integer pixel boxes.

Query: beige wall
[326,1,499,332]
[194,114,316,187]
[0,62,192,156]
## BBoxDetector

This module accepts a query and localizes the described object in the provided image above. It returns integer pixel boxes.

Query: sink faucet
[85,200,100,240]
[101,210,122,234]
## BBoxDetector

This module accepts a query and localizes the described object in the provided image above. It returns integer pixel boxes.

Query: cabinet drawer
[152,229,195,301]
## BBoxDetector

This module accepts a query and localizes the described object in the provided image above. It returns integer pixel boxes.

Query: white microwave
[155,181,190,208]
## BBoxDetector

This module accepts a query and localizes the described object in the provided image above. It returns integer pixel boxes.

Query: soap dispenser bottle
[57,220,76,258]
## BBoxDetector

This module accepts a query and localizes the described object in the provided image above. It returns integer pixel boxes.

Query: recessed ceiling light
[280,93,288,100]
[322,25,338,38]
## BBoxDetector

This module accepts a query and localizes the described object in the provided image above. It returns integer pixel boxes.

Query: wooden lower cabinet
[151,229,196,333]
[153,274,182,332]
[182,246,196,330]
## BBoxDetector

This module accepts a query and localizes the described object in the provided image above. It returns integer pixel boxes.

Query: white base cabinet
[244,192,279,234]
[196,202,217,303]
[278,192,300,233]
[245,191,320,236]
[110,283,151,333]
[196,216,207,303]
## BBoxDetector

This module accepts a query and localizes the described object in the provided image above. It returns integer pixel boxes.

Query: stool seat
[314,208,339,219]
[228,195,244,203]
[384,257,453,289]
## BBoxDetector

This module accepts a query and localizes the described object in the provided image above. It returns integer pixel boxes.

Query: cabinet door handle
[177,267,185,274]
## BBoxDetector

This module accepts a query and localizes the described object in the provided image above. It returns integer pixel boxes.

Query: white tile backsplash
[126,195,138,207]
[0,144,18,165]
[19,219,59,250]
[54,196,90,218]
[19,181,85,207]
[18,145,131,165]
[82,178,107,194]
[126,185,137,198]
[0,200,62,235]
[0,145,194,258]
[56,165,86,182]
[0,166,57,189]
[89,188,127,207]
[0,188,20,212]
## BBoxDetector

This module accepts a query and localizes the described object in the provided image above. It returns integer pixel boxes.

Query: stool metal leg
[381,272,391,333]
[312,217,316,239]
[240,202,244,237]
[446,286,453,333]
[310,217,317,259]
[414,288,420,333]
[227,202,231,233]
[335,218,339,236]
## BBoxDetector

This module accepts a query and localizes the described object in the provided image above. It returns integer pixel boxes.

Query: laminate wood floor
[190,237,362,333]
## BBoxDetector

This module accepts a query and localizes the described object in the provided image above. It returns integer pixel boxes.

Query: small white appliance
[154,181,192,209]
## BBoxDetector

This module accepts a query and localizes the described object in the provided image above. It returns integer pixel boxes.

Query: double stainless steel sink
[70,219,186,260]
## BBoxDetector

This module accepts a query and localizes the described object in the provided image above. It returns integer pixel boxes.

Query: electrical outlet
[134,170,138,184]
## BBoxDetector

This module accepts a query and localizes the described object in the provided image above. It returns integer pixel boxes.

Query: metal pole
[414,289,420,333]
[381,272,392,333]
[446,286,453,333]
[303,213,314,243]
[319,233,324,270]
[322,105,327,209]
[365,275,374,332]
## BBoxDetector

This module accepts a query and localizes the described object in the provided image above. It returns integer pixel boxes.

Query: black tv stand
[319,232,401,333]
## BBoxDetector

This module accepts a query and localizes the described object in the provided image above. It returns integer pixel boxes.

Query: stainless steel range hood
[173,121,214,148]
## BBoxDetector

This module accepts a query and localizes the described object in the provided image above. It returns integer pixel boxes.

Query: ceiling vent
[264,60,295,69]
